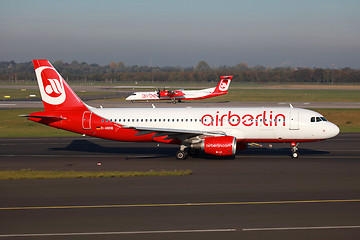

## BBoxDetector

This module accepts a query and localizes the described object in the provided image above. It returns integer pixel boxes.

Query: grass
[0,89,40,100]
[0,88,116,100]
[311,108,360,133]
[105,89,360,103]
[0,169,192,180]
[203,89,360,102]
[0,108,78,137]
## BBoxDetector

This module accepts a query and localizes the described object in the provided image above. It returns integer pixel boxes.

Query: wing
[122,125,226,142]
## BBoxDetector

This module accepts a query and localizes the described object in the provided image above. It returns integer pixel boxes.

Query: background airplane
[126,75,232,103]
[24,60,339,159]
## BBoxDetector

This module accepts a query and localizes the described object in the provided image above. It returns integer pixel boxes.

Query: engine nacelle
[191,136,237,156]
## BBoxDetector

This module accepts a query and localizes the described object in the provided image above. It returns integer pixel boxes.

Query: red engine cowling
[202,136,237,156]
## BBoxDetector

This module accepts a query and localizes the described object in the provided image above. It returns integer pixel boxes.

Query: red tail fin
[33,59,87,111]
[214,75,232,93]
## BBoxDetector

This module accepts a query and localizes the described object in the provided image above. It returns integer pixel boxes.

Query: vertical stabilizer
[214,75,232,93]
[33,59,87,111]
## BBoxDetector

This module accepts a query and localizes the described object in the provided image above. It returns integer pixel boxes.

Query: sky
[1,0,360,68]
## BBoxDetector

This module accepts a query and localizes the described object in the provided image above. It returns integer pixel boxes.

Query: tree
[196,61,210,72]
[236,62,248,71]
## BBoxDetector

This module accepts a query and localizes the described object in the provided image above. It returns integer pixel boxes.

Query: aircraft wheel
[176,150,188,160]
[292,152,299,158]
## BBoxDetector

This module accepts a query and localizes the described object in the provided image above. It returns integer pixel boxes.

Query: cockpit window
[311,116,328,122]
[320,117,328,121]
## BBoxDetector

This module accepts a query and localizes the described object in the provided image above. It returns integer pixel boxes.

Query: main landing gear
[291,142,299,158]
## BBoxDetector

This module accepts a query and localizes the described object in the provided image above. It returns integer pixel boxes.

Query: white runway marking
[243,225,360,231]
[1,226,359,238]
[0,229,236,237]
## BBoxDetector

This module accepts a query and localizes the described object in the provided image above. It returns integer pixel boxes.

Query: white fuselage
[91,107,339,142]
[126,88,216,101]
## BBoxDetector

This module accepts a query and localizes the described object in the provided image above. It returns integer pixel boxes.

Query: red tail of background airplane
[214,75,232,93]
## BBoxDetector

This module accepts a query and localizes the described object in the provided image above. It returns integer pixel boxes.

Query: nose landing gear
[291,142,299,158]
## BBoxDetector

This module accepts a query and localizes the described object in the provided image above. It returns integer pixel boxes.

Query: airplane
[125,75,232,103]
[23,59,340,160]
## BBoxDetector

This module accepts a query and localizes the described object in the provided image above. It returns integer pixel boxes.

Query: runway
[1,100,360,109]
[1,134,360,239]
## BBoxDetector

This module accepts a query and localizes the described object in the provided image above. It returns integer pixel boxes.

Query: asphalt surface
[1,100,360,109]
[0,134,360,239]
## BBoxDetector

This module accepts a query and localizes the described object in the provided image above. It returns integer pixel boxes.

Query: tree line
[1,60,359,84]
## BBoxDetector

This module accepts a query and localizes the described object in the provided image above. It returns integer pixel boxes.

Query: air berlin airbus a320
[24,60,339,159]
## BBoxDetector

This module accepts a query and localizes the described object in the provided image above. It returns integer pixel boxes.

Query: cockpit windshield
[311,116,328,122]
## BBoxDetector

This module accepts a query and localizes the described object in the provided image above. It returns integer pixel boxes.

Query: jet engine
[191,136,237,156]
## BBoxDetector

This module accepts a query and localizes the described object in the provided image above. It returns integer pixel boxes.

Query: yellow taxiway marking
[1,199,360,211]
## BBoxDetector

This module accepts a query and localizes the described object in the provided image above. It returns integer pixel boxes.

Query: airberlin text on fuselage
[201,110,286,127]
[142,93,158,99]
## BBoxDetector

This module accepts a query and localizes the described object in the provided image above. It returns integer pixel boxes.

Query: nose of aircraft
[328,123,340,138]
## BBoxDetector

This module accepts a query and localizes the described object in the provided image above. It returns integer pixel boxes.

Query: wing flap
[123,126,226,137]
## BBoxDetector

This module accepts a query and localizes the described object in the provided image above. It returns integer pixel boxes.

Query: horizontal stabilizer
[19,115,67,120]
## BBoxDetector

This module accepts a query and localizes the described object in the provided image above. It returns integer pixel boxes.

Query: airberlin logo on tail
[35,67,65,105]
[218,79,229,91]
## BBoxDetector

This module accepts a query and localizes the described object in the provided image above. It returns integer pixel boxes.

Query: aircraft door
[289,109,299,130]
[82,111,92,130]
